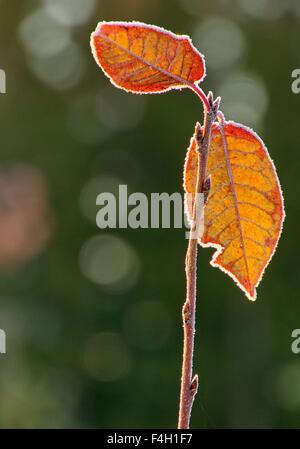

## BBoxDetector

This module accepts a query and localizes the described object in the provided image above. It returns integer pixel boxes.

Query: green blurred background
[0,0,299,429]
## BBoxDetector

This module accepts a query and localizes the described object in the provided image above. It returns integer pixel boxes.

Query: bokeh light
[177,0,208,17]
[79,234,140,293]
[18,6,86,90]
[0,164,53,270]
[0,357,80,427]
[291,0,300,20]
[18,7,72,58]
[66,93,111,146]
[193,17,246,71]
[43,0,96,27]
[275,363,300,410]
[217,71,269,128]
[81,332,132,382]
[29,42,86,91]
[237,0,290,21]
[96,87,146,132]
[79,175,124,224]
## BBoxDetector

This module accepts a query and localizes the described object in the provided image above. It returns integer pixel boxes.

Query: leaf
[184,120,285,301]
[90,21,206,94]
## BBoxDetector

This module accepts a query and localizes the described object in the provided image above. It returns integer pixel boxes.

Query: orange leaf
[184,121,285,301]
[90,21,206,94]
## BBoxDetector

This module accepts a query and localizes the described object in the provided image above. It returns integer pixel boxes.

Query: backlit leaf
[184,121,285,301]
[90,21,206,94]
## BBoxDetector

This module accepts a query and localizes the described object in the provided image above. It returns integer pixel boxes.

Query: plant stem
[178,92,219,429]
[190,84,211,113]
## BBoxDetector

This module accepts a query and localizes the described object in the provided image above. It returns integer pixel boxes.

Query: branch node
[195,122,203,145]
[190,374,199,397]
[182,300,191,325]
[207,91,214,107]
[203,176,211,204]
[213,96,221,113]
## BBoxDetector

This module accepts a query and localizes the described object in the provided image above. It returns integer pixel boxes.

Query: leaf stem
[190,84,211,113]
[178,92,219,429]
